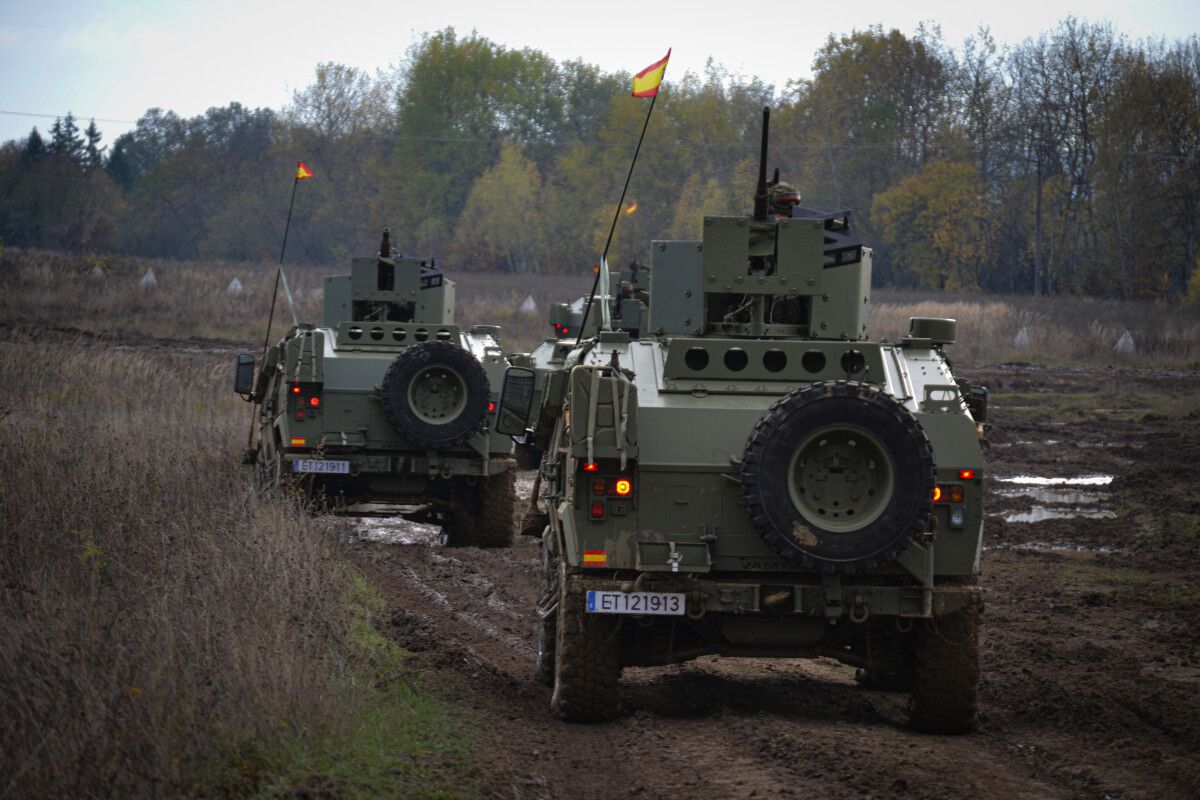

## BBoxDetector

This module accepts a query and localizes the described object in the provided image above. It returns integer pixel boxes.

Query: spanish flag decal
[632,48,671,97]
[583,549,608,566]
[295,161,314,180]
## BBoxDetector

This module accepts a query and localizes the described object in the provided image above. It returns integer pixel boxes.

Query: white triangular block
[139,269,157,289]
[88,266,105,280]
[520,293,537,314]
[1013,327,1030,348]
[226,277,243,295]
[1113,330,1136,354]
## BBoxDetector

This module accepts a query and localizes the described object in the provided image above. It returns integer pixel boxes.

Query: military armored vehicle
[498,109,988,731]
[514,261,650,473]
[235,230,516,547]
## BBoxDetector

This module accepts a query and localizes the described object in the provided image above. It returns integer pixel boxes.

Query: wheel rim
[788,424,895,533]
[407,365,468,425]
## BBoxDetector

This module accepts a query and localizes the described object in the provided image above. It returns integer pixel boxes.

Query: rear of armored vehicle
[510,173,988,730]
[247,247,515,546]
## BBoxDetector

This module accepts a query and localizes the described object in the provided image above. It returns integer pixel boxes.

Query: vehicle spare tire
[741,380,935,572]
[380,340,491,448]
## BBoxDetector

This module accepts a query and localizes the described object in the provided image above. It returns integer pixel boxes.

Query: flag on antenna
[632,48,671,97]
[295,161,314,180]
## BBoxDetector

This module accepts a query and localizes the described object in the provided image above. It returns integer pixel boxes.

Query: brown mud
[346,362,1200,799]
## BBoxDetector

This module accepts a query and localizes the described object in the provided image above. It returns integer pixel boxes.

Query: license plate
[586,590,686,616]
[292,459,350,475]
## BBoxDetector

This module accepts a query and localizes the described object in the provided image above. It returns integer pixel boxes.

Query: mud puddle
[345,504,442,546]
[993,474,1118,526]
[995,475,1113,486]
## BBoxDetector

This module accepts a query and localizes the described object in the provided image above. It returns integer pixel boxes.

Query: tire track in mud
[347,533,1068,800]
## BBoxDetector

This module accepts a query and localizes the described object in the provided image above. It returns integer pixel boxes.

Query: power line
[0,109,139,125]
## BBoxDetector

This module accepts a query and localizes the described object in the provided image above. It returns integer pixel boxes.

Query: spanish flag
[632,48,671,97]
[295,161,314,180]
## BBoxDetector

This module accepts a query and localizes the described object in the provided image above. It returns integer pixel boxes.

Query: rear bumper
[567,573,979,621]
[281,451,510,479]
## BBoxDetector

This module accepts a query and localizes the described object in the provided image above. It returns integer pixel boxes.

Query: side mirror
[495,366,536,436]
[234,353,255,395]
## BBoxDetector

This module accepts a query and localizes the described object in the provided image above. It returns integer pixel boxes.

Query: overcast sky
[1,0,1197,146]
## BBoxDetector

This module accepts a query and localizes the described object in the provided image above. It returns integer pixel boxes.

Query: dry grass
[2,248,1197,365]
[869,290,1200,368]
[0,331,468,797]
[0,248,589,353]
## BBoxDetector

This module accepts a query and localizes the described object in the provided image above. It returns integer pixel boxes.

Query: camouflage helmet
[768,181,802,216]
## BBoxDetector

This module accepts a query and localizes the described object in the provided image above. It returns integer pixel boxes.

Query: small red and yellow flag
[582,549,608,566]
[632,48,671,97]
[295,161,314,180]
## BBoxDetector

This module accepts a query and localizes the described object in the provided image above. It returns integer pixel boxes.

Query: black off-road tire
[515,443,543,470]
[741,380,935,572]
[254,438,290,494]
[440,471,515,548]
[551,576,621,722]
[534,541,557,686]
[909,602,981,734]
[380,341,490,449]
[535,606,557,687]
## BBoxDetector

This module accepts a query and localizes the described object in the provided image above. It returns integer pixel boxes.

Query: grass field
[3,248,1197,365]
[0,331,475,798]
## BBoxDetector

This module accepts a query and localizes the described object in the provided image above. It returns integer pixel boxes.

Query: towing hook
[849,598,871,624]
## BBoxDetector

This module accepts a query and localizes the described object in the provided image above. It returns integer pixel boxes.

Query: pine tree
[49,112,84,163]
[83,119,104,172]
[20,127,46,164]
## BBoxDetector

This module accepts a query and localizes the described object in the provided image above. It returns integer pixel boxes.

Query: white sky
[1,0,1197,146]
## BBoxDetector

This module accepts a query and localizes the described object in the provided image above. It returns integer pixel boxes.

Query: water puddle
[994,474,1118,526]
[996,475,1113,486]
[1002,506,1117,523]
[996,486,1107,505]
[985,541,1125,554]
[348,503,442,545]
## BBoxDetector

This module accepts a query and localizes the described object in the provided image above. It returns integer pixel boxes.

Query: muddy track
[345,365,1200,799]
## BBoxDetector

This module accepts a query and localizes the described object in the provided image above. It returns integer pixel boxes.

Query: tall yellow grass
[0,332,355,796]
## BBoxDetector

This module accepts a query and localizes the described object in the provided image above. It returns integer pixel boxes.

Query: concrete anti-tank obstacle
[520,293,537,314]
[1113,330,1136,355]
[226,277,243,295]
[1013,327,1031,349]
[88,265,105,281]
[139,269,157,289]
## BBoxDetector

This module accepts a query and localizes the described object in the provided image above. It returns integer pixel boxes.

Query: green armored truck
[235,230,516,547]
[498,109,988,731]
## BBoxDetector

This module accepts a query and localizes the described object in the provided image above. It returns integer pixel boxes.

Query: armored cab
[236,231,516,547]
[498,109,989,731]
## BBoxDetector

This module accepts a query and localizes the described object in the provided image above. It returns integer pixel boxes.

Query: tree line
[1,20,1198,300]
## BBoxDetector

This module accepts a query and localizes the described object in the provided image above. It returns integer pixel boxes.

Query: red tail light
[290,382,323,418]
[582,462,599,472]
[590,501,605,519]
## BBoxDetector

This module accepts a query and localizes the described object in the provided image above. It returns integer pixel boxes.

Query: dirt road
[346,364,1200,800]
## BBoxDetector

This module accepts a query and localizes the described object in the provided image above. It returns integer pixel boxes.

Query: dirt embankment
[348,363,1200,800]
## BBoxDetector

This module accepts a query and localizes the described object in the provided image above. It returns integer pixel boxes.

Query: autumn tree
[872,161,994,290]
[453,143,545,271]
